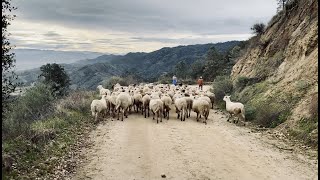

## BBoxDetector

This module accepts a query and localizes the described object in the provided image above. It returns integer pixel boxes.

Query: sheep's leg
[125,108,128,118]
[196,113,199,121]
[227,113,232,122]
[156,111,159,123]
[144,106,147,118]
[160,110,162,122]
[183,109,186,121]
[167,110,169,120]
[153,111,155,120]
[121,108,124,121]
[148,106,150,117]
[142,105,144,115]
[117,107,120,120]
[95,113,98,123]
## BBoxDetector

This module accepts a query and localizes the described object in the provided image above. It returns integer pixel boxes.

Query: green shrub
[252,99,291,128]
[3,83,55,139]
[56,91,95,113]
[289,117,318,147]
[235,76,250,91]
[244,104,256,121]
[295,80,309,92]
[309,93,318,119]
[251,23,266,35]
[103,76,129,89]
[212,76,233,108]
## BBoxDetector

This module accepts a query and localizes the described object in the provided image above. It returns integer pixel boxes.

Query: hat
[200,76,202,79]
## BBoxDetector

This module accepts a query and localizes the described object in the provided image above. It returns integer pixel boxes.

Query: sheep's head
[223,95,231,102]
[101,95,108,99]
[97,85,103,89]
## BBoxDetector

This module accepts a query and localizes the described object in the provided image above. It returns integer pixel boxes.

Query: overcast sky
[8,0,277,54]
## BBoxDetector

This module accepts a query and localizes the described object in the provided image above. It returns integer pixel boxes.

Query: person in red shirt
[198,76,203,90]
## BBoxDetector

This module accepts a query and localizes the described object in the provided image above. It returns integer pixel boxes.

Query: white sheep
[174,97,187,121]
[90,95,108,122]
[198,96,211,106]
[205,91,216,109]
[133,93,143,113]
[223,95,245,123]
[115,92,132,121]
[97,85,111,96]
[149,98,164,123]
[192,99,210,124]
[142,94,151,118]
[161,94,172,120]
[183,95,193,118]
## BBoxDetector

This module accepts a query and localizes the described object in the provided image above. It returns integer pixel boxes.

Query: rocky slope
[231,0,318,144]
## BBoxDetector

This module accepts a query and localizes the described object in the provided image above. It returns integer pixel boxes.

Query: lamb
[192,99,210,124]
[174,97,187,121]
[142,94,151,118]
[161,94,172,120]
[97,85,111,96]
[223,95,245,123]
[90,95,108,122]
[149,97,164,123]
[115,92,132,121]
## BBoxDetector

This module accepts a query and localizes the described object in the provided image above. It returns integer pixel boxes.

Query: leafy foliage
[212,76,233,108]
[2,0,19,114]
[3,83,55,139]
[39,63,71,97]
[251,23,266,35]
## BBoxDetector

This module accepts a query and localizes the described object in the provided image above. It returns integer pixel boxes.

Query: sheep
[133,93,143,113]
[142,94,151,118]
[161,94,172,120]
[205,91,216,109]
[115,92,132,121]
[192,99,210,124]
[149,98,164,123]
[183,95,193,118]
[174,97,187,121]
[198,96,211,106]
[90,95,108,122]
[97,85,111,96]
[223,95,245,123]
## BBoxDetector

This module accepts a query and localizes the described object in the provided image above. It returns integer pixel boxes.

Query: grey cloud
[12,0,276,35]
[43,31,60,37]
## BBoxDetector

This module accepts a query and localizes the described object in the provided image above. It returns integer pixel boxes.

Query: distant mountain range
[13,49,104,71]
[17,41,241,89]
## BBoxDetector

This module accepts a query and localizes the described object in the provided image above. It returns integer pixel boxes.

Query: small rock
[161,174,166,178]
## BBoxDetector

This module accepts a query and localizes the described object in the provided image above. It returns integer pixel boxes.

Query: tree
[2,0,18,114]
[250,23,266,35]
[190,59,205,79]
[175,60,187,79]
[203,47,226,80]
[39,63,70,97]
[277,0,288,12]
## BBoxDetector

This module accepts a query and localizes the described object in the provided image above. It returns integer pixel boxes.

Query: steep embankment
[231,0,318,145]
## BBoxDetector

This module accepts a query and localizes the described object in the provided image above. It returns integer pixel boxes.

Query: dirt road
[73,86,318,180]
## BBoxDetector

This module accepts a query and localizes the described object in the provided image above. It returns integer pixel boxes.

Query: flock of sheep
[90,83,245,125]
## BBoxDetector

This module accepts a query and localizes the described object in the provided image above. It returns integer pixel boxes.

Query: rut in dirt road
[73,107,318,180]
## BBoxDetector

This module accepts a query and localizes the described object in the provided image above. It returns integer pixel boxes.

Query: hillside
[17,41,241,89]
[230,0,318,145]
[13,49,104,71]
